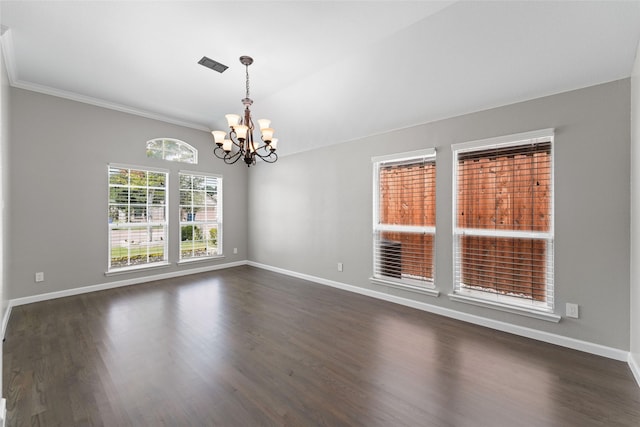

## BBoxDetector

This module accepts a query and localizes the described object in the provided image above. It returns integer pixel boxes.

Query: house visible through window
[108,165,168,271]
[372,149,436,289]
[146,138,198,164]
[452,130,554,312]
[179,172,222,260]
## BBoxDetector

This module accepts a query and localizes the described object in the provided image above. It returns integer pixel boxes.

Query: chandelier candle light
[211,56,278,166]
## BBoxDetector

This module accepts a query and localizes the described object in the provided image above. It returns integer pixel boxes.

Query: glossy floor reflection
[4,266,640,426]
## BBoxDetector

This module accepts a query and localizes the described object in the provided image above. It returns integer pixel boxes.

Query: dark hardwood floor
[3,265,640,426]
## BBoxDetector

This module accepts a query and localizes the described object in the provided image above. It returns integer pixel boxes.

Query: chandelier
[211,56,278,167]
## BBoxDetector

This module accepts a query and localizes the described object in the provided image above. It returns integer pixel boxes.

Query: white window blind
[108,165,168,271]
[452,131,554,311]
[179,172,222,260]
[373,149,436,288]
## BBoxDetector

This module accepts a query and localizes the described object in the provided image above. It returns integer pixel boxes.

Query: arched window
[146,138,198,164]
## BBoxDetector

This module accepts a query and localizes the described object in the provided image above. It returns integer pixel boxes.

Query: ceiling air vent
[198,56,228,73]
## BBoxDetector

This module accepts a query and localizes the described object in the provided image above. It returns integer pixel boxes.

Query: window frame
[146,138,198,164]
[107,164,169,274]
[371,148,438,296]
[178,171,223,263]
[450,129,559,321]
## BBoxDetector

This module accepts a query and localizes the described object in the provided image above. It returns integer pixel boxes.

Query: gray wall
[248,79,632,351]
[0,29,10,398]
[631,42,640,372]
[8,88,248,300]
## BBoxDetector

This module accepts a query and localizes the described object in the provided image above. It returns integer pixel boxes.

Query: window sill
[448,292,561,323]
[177,255,225,265]
[370,277,440,297]
[105,261,171,276]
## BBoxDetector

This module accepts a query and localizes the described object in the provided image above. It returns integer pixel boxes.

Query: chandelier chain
[245,64,250,99]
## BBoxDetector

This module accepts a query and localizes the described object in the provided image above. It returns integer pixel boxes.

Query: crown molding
[0,28,210,132]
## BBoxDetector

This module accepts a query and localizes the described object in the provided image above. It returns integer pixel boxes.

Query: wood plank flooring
[3,265,640,426]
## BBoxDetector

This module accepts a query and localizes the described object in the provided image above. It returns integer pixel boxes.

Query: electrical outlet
[337,262,344,272]
[35,272,44,282]
[233,248,238,254]
[566,303,579,319]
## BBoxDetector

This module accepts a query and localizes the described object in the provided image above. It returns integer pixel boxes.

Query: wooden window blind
[453,131,554,311]
[373,149,436,288]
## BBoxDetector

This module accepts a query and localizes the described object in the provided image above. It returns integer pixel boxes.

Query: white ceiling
[2,1,640,157]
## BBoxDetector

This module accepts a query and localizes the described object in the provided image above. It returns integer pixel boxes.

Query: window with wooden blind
[108,165,168,272]
[452,130,554,314]
[179,172,222,261]
[372,149,436,291]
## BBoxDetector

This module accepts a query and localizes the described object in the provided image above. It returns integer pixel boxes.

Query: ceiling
[1,1,640,157]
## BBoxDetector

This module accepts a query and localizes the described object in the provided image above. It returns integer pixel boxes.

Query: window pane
[147,148,163,159]
[129,170,147,186]
[108,166,168,271]
[150,189,166,205]
[147,138,197,164]
[109,187,129,204]
[180,190,192,206]
[109,168,128,185]
[149,206,166,222]
[193,190,205,206]
[453,135,553,311]
[110,227,130,268]
[375,231,434,282]
[193,176,205,190]
[379,161,435,227]
[456,145,551,232]
[458,235,548,302]
[179,172,221,260]
[130,188,147,204]
[373,152,436,288]
[148,172,166,188]
[109,205,129,224]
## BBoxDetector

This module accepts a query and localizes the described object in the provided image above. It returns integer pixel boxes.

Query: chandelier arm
[224,151,243,165]
[253,148,278,163]
[213,146,243,164]
[228,136,244,150]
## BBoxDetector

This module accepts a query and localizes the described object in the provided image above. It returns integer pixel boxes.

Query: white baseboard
[629,352,640,387]
[0,398,5,427]
[248,261,630,363]
[1,303,10,341]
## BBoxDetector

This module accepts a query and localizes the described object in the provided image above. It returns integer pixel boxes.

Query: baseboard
[1,303,11,341]
[248,261,630,363]
[0,398,5,427]
[629,352,640,387]
[8,260,248,309]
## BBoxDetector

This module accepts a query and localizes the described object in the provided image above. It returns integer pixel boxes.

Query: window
[179,172,222,260]
[146,138,198,164]
[452,129,554,314]
[372,149,436,291]
[108,165,168,271]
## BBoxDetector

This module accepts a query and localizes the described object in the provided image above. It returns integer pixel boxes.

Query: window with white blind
[452,130,554,316]
[372,149,436,292]
[179,172,222,261]
[108,165,168,271]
